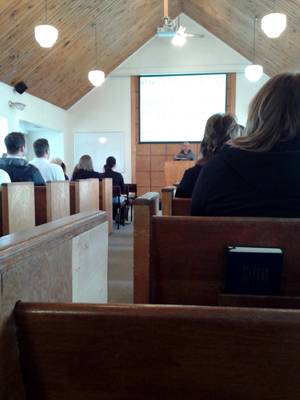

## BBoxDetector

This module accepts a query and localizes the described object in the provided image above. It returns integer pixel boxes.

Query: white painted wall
[0,81,66,161]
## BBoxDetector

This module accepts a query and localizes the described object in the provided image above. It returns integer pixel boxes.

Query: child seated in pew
[175,113,241,198]
[191,72,300,217]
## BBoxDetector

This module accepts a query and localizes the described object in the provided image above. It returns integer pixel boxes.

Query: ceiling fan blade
[185,33,205,38]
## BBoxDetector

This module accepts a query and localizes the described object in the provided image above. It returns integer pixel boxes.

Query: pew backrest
[14,302,300,400]
[0,210,108,400]
[89,178,100,211]
[100,178,112,234]
[2,182,35,235]
[161,186,191,216]
[134,193,300,306]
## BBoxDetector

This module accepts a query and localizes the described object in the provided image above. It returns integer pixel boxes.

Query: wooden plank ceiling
[0,0,299,110]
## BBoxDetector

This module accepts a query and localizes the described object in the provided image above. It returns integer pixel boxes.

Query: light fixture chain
[45,0,47,24]
[95,24,98,68]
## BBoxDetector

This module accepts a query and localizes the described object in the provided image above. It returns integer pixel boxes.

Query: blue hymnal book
[225,246,283,296]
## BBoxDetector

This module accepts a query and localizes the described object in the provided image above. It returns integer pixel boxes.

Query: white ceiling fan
[157,0,204,45]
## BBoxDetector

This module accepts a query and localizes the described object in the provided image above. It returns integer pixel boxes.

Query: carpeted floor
[108,219,134,303]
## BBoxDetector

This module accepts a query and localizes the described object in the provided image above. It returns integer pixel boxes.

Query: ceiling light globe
[35,25,58,48]
[245,64,263,82]
[261,13,287,38]
[172,34,186,46]
[88,70,105,86]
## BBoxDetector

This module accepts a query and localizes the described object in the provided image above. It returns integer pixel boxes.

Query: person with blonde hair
[191,72,300,217]
[175,113,241,198]
[71,155,101,181]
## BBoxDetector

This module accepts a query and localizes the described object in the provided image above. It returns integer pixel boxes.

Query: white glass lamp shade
[261,13,286,38]
[88,70,105,86]
[245,64,263,82]
[172,26,187,46]
[172,34,186,46]
[35,25,58,48]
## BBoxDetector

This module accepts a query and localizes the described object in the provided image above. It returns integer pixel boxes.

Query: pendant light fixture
[261,1,286,38]
[245,16,263,82]
[35,0,58,48]
[88,24,105,87]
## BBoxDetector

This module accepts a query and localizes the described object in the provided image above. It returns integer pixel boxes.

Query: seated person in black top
[101,156,125,203]
[71,155,101,181]
[0,132,45,185]
[191,72,300,218]
[176,113,241,198]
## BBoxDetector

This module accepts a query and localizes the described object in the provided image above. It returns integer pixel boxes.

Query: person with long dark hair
[175,113,241,198]
[101,156,125,203]
[191,72,300,217]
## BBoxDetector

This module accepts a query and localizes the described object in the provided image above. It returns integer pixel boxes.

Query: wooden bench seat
[134,192,300,307]
[14,301,300,400]
[0,211,108,400]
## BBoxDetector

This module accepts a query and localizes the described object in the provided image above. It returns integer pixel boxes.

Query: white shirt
[0,169,11,184]
[29,158,65,182]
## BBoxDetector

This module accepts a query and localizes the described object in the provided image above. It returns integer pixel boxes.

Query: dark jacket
[175,164,202,198]
[0,157,45,185]
[101,170,125,192]
[190,139,300,218]
[72,169,101,181]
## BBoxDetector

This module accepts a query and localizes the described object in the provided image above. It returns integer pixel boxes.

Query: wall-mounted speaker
[14,81,28,95]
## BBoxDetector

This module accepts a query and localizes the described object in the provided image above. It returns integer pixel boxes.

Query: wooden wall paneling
[2,182,35,236]
[46,180,70,222]
[131,76,139,183]
[226,73,236,114]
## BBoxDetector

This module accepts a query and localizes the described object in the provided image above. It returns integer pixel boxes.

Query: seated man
[29,139,65,182]
[173,142,196,161]
[0,132,45,185]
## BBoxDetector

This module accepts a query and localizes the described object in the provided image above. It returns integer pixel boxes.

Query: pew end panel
[2,182,35,235]
[149,216,300,305]
[89,178,100,211]
[14,302,300,400]
[46,180,70,222]
[0,211,108,400]
[100,178,113,235]
[134,192,159,303]
[161,186,176,215]
[161,187,191,216]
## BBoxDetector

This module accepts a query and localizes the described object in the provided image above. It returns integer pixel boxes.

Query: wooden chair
[122,184,134,221]
[134,192,300,307]
[1,182,35,235]
[113,185,127,229]
[0,211,108,400]
[35,180,70,225]
[161,186,191,216]
[14,302,300,400]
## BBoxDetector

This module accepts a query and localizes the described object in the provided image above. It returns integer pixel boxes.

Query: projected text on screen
[139,74,227,143]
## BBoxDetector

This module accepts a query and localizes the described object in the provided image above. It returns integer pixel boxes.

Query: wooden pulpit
[164,161,195,187]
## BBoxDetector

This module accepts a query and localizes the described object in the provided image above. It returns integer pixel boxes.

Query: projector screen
[139,74,227,143]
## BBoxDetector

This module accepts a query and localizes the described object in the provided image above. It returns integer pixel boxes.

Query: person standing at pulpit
[173,142,196,161]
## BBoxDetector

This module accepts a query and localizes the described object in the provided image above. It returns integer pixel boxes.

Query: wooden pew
[0,210,108,400]
[35,180,70,226]
[134,192,300,306]
[161,186,190,216]
[1,182,35,236]
[14,302,300,400]
[70,178,113,234]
